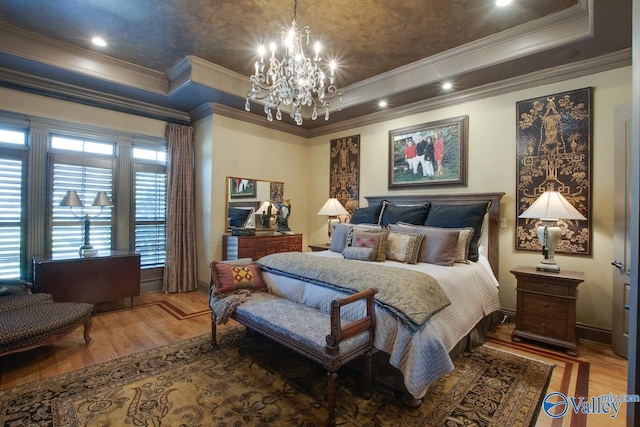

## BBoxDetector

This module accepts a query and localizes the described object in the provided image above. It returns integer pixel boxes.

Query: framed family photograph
[229,177,257,198]
[389,115,468,189]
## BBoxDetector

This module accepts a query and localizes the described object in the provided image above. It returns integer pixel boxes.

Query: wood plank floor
[0,292,629,426]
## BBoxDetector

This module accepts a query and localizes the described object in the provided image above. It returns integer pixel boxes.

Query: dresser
[510,265,584,356]
[32,251,141,308]
[223,233,303,261]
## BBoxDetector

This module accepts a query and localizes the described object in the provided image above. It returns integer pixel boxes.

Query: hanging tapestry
[330,135,360,214]
[516,87,592,254]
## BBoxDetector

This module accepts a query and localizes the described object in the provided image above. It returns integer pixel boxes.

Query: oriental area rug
[0,329,552,426]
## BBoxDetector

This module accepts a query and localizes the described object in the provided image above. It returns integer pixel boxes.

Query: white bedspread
[261,248,500,399]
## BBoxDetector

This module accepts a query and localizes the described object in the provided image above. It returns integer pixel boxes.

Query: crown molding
[307,48,630,138]
[0,66,190,123]
[189,103,309,138]
[0,24,168,95]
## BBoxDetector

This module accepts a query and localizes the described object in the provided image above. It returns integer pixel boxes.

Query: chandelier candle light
[246,0,342,125]
[518,190,586,273]
[59,190,113,257]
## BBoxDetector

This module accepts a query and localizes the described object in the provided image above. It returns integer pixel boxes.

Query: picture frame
[229,177,257,198]
[389,115,468,189]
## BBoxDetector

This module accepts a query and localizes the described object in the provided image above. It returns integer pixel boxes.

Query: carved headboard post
[364,192,505,278]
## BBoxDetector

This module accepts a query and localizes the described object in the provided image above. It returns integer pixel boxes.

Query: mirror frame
[226,176,284,231]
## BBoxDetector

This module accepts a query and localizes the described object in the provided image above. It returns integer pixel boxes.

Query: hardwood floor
[0,292,629,426]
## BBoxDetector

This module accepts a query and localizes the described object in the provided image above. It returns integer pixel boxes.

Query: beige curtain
[163,123,197,293]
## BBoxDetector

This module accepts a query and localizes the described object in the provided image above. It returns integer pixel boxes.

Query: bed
[257,192,505,404]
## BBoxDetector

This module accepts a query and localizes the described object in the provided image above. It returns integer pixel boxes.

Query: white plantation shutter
[134,164,166,268]
[51,159,113,258]
[0,155,24,278]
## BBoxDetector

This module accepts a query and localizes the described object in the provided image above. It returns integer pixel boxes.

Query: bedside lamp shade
[519,191,586,272]
[317,198,349,242]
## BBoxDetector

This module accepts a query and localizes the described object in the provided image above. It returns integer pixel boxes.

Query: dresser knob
[543,303,548,308]
[542,323,546,328]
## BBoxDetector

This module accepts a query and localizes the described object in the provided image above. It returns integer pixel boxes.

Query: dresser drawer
[521,315,569,341]
[521,293,568,320]
[288,234,303,244]
[519,279,570,296]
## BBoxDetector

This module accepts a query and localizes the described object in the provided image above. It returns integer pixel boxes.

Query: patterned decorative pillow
[211,261,267,294]
[342,246,375,261]
[385,232,424,264]
[347,229,389,262]
[424,202,490,262]
[420,227,460,266]
[394,222,474,263]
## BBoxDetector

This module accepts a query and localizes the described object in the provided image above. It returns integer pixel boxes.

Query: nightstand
[308,242,331,252]
[511,265,584,356]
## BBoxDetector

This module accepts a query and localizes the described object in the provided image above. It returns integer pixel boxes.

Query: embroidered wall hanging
[516,87,592,254]
[329,135,360,214]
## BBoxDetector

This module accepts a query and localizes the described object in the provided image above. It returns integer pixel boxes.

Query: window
[133,145,167,269]
[51,158,113,258]
[0,153,25,278]
[51,135,114,156]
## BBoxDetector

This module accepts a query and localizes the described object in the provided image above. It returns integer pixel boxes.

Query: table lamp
[518,190,586,272]
[60,190,113,257]
[317,198,349,242]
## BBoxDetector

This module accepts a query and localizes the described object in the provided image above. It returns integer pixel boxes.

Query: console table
[223,233,302,261]
[32,251,141,308]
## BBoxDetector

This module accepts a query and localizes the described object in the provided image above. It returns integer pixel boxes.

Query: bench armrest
[326,288,377,348]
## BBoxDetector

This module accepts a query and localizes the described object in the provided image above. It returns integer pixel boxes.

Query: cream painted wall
[194,113,310,285]
[306,66,631,330]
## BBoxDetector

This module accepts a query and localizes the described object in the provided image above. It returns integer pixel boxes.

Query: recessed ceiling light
[91,36,107,47]
[378,100,388,107]
[442,82,453,90]
[495,0,513,6]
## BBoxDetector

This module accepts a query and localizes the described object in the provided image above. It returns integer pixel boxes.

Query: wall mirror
[226,177,284,231]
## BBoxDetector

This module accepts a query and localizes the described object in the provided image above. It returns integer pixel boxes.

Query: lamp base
[79,244,97,258]
[536,261,560,273]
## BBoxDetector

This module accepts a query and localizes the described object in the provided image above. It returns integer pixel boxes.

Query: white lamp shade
[518,191,586,221]
[317,198,349,216]
[255,200,272,215]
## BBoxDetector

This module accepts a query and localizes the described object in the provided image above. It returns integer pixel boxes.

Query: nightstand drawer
[519,279,570,296]
[521,316,569,341]
[521,293,568,320]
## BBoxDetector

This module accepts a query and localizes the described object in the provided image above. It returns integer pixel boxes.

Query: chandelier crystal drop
[246,0,342,126]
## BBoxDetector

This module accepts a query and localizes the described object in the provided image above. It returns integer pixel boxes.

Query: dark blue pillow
[228,206,252,228]
[350,203,384,225]
[424,202,489,262]
[379,202,430,226]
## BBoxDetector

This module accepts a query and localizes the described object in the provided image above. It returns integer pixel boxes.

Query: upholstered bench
[0,281,93,357]
[211,287,377,427]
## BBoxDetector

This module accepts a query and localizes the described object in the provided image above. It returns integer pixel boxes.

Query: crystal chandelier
[245,0,342,126]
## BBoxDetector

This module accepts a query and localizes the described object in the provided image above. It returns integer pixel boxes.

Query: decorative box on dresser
[223,233,303,261]
[511,265,585,356]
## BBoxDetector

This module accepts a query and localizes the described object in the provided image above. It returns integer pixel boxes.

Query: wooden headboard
[365,192,505,277]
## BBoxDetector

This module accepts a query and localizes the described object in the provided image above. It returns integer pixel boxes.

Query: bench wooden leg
[363,349,372,399]
[326,371,337,427]
[83,319,92,344]
[211,321,217,346]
